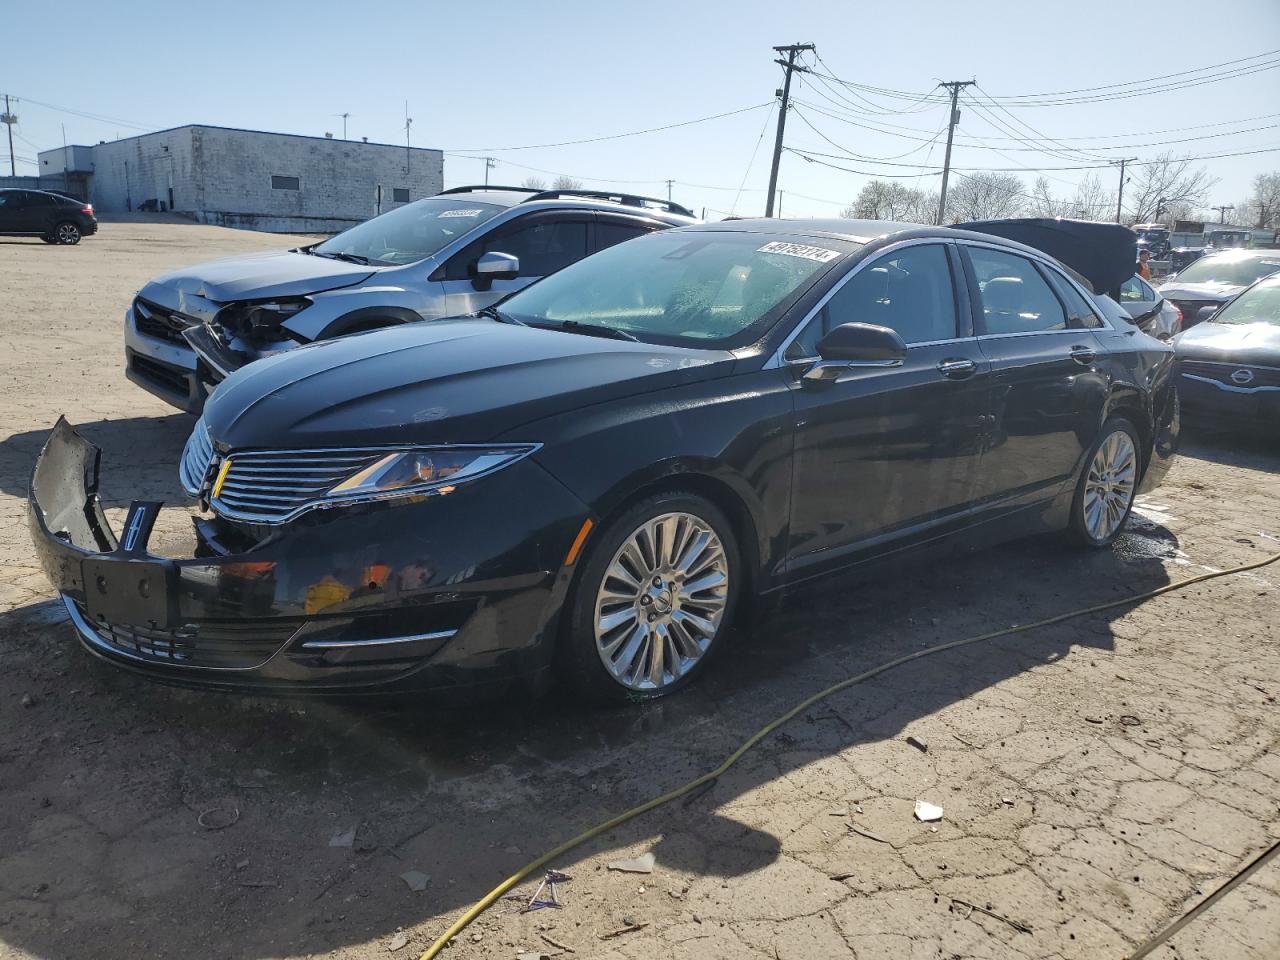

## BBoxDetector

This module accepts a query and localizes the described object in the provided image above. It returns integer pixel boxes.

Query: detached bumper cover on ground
[27,418,587,694]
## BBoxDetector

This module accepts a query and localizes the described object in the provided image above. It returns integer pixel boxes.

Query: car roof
[435,185,697,223]
[1199,248,1278,259]
[684,217,924,243]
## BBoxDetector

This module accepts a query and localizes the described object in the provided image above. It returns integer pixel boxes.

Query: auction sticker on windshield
[757,241,841,263]
[438,209,485,218]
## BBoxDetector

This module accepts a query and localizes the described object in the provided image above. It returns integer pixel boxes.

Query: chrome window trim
[767,238,967,369]
[955,237,1114,335]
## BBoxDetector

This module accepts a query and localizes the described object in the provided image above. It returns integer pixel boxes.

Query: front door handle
[1070,345,1096,365]
[937,357,977,379]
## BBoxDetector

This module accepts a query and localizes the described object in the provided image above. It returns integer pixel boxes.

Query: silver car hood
[142,249,376,308]
[1176,321,1280,363]
[1157,280,1242,302]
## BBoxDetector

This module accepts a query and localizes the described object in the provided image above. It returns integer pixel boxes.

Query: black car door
[0,191,33,232]
[21,191,56,233]
[784,241,991,578]
[960,243,1109,512]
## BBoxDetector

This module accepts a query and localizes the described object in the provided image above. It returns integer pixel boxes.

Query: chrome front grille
[179,420,216,496]
[1181,360,1280,389]
[134,297,196,344]
[212,449,387,523]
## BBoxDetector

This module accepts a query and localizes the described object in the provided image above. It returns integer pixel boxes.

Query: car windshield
[312,198,506,266]
[1173,254,1280,286]
[1212,278,1280,326]
[500,231,853,346]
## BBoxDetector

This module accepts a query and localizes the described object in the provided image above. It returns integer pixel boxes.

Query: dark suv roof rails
[525,189,695,218]
[438,185,541,196]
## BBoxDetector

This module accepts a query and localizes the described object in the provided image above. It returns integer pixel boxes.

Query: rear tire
[54,221,81,245]
[560,491,740,704]
[1067,417,1141,548]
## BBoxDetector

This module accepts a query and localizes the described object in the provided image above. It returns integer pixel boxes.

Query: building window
[393,187,410,203]
[271,175,300,191]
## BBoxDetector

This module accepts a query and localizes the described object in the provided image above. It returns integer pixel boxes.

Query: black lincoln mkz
[30,218,1179,702]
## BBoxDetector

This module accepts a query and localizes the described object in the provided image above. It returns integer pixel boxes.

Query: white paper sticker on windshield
[757,241,841,263]
[438,208,484,218]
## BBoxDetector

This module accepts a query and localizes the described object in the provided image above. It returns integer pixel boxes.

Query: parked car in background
[1204,227,1252,251]
[30,218,1179,702]
[1159,249,1280,328]
[124,185,697,413]
[1175,273,1280,429]
[1118,274,1182,339]
[1133,223,1171,259]
[0,188,97,244]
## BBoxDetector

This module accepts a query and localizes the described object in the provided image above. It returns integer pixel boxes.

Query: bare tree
[520,176,547,190]
[1070,173,1115,222]
[550,175,583,190]
[944,171,1026,222]
[841,180,933,223]
[1123,152,1216,224]
[1241,171,1280,228]
[1025,177,1066,218]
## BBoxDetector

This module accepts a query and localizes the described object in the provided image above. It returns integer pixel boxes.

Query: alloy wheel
[1083,430,1137,542]
[593,511,730,691]
[56,223,80,244]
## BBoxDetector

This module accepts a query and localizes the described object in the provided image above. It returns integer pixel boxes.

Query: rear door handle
[937,357,977,379]
[1069,345,1096,365]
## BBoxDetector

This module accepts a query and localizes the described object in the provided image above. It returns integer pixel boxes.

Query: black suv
[0,188,97,244]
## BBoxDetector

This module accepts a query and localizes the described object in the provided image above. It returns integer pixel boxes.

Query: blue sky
[4,0,1279,219]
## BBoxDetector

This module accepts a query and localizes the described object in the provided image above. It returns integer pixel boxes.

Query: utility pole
[1111,157,1138,223]
[1155,196,1169,222]
[2,94,17,177]
[765,42,814,218]
[666,179,674,202]
[936,80,975,226]
[404,102,413,176]
[776,190,783,217]
[339,113,349,139]
[1212,204,1234,223]
[483,157,497,186]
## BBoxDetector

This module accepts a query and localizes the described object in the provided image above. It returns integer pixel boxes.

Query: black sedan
[1175,273,1280,429]
[0,188,97,244]
[29,219,1179,702]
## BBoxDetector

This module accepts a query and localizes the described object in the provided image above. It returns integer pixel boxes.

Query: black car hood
[204,319,735,449]
[145,249,375,304]
[954,217,1136,296]
[1176,320,1280,363]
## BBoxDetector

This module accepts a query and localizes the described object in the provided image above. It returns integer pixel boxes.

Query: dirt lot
[1,220,1278,960]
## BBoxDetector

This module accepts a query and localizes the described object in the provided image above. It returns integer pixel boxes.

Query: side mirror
[470,251,520,291]
[1196,304,1218,323]
[804,322,906,382]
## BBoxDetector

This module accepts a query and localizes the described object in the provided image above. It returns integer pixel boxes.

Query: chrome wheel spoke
[594,511,729,692]
[1082,430,1136,541]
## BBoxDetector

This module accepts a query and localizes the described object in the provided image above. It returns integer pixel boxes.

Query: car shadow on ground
[0,413,193,503]
[0,498,1181,959]
[1178,420,1279,471]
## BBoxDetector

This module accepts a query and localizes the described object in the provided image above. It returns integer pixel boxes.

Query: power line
[731,100,776,216]
[446,102,771,153]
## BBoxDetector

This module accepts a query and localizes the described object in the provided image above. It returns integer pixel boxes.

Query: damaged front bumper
[28,419,587,695]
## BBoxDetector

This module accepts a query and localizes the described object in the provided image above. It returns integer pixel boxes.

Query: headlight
[327,446,539,500]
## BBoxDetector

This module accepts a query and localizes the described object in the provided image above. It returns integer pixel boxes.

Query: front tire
[561,491,740,703]
[54,221,81,245]
[1068,417,1141,548]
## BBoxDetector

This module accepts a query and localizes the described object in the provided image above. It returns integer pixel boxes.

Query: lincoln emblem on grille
[1231,368,1255,385]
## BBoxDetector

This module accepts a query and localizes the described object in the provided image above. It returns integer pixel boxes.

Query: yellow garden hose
[419,546,1280,959]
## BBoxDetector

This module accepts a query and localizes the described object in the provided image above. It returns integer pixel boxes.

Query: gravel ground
[0,220,1277,960]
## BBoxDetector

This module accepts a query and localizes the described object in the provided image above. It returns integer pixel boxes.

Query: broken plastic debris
[387,931,409,952]
[607,852,655,874]
[914,800,944,822]
[329,827,356,848]
[906,735,929,753]
[399,870,430,892]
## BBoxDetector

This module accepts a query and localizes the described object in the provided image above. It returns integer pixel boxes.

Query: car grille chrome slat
[179,420,216,496]
[134,297,197,345]
[1180,360,1280,390]
[210,449,389,523]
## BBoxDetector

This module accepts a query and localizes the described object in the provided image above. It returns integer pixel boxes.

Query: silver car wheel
[56,222,80,244]
[1083,430,1137,542]
[594,511,729,691]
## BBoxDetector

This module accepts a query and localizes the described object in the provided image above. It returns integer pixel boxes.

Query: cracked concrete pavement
[0,221,1277,959]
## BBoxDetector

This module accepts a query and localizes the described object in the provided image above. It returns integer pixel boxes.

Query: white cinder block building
[38,125,443,233]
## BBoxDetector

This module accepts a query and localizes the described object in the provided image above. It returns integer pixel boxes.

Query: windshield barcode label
[438,209,485,218]
[757,241,841,263]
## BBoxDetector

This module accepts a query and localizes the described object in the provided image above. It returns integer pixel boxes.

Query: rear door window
[968,248,1069,335]
[593,219,656,254]
[444,215,589,280]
